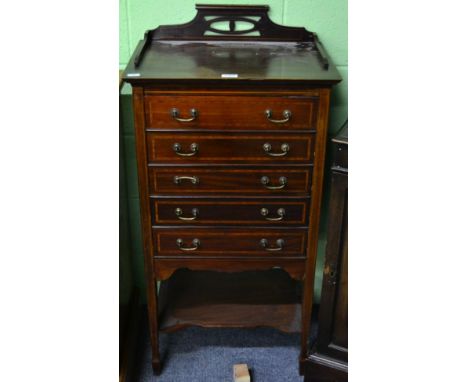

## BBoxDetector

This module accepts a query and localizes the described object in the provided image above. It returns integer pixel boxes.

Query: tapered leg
[146,280,161,375]
[152,360,162,375]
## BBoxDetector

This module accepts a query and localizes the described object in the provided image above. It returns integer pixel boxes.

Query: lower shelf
[158,268,302,333]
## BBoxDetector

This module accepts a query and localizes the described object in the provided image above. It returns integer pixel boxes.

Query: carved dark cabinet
[123,4,341,376]
[305,122,348,381]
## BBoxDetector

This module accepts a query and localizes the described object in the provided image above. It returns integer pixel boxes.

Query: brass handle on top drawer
[265,109,291,124]
[173,142,199,156]
[175,207,199,221]
[260,176,287,190]
[260,238,285,251]
[263,142,289,157]
[174,176,199,185]
[171,108,198,122]
[176,238,201,251]
[260,208,286,221]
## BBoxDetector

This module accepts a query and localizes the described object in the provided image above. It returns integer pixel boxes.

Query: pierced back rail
[134,4,329,70]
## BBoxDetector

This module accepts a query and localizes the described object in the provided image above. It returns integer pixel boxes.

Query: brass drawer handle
[265,109,291,124]
[176,238,200,251]
[173,142,199,157]
[260,238,285,251]
[263,142,289,157]
[260,208,286,221]
[171,108,198,122]
[175,207,199,221]
[173,176,199,185]
[260,176,287,190]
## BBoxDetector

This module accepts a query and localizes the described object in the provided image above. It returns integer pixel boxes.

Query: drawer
[148,166,312,195]
[147,133,314,163]
[144,94,317,130]
[153,228,307,257]
[151,198,309,225]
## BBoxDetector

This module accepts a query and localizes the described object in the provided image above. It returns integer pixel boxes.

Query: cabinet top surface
[122,4,342,86]
[123,40,342,84]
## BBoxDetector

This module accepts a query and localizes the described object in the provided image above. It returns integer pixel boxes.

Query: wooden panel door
[316,171,348,362]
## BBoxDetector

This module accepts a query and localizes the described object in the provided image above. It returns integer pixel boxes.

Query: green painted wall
[119,0,348,301]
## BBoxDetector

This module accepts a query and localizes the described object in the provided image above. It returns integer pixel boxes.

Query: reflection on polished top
[124,40,341,83]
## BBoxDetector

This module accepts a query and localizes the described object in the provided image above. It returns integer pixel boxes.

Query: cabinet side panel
[132,86,161,371]
[300,87,331,366]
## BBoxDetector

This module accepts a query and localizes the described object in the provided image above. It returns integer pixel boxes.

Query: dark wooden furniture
[304,122,348,382]
[119,71,141,382]
[123,4,341,376]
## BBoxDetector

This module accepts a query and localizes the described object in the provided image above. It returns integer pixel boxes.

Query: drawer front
[152,198,309,226]
[147,133,314,163]
[153,228,307,257]
[145,94,317,130]
[148,167,312,195]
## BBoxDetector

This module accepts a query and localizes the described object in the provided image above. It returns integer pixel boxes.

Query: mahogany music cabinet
[123,4,341,376]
